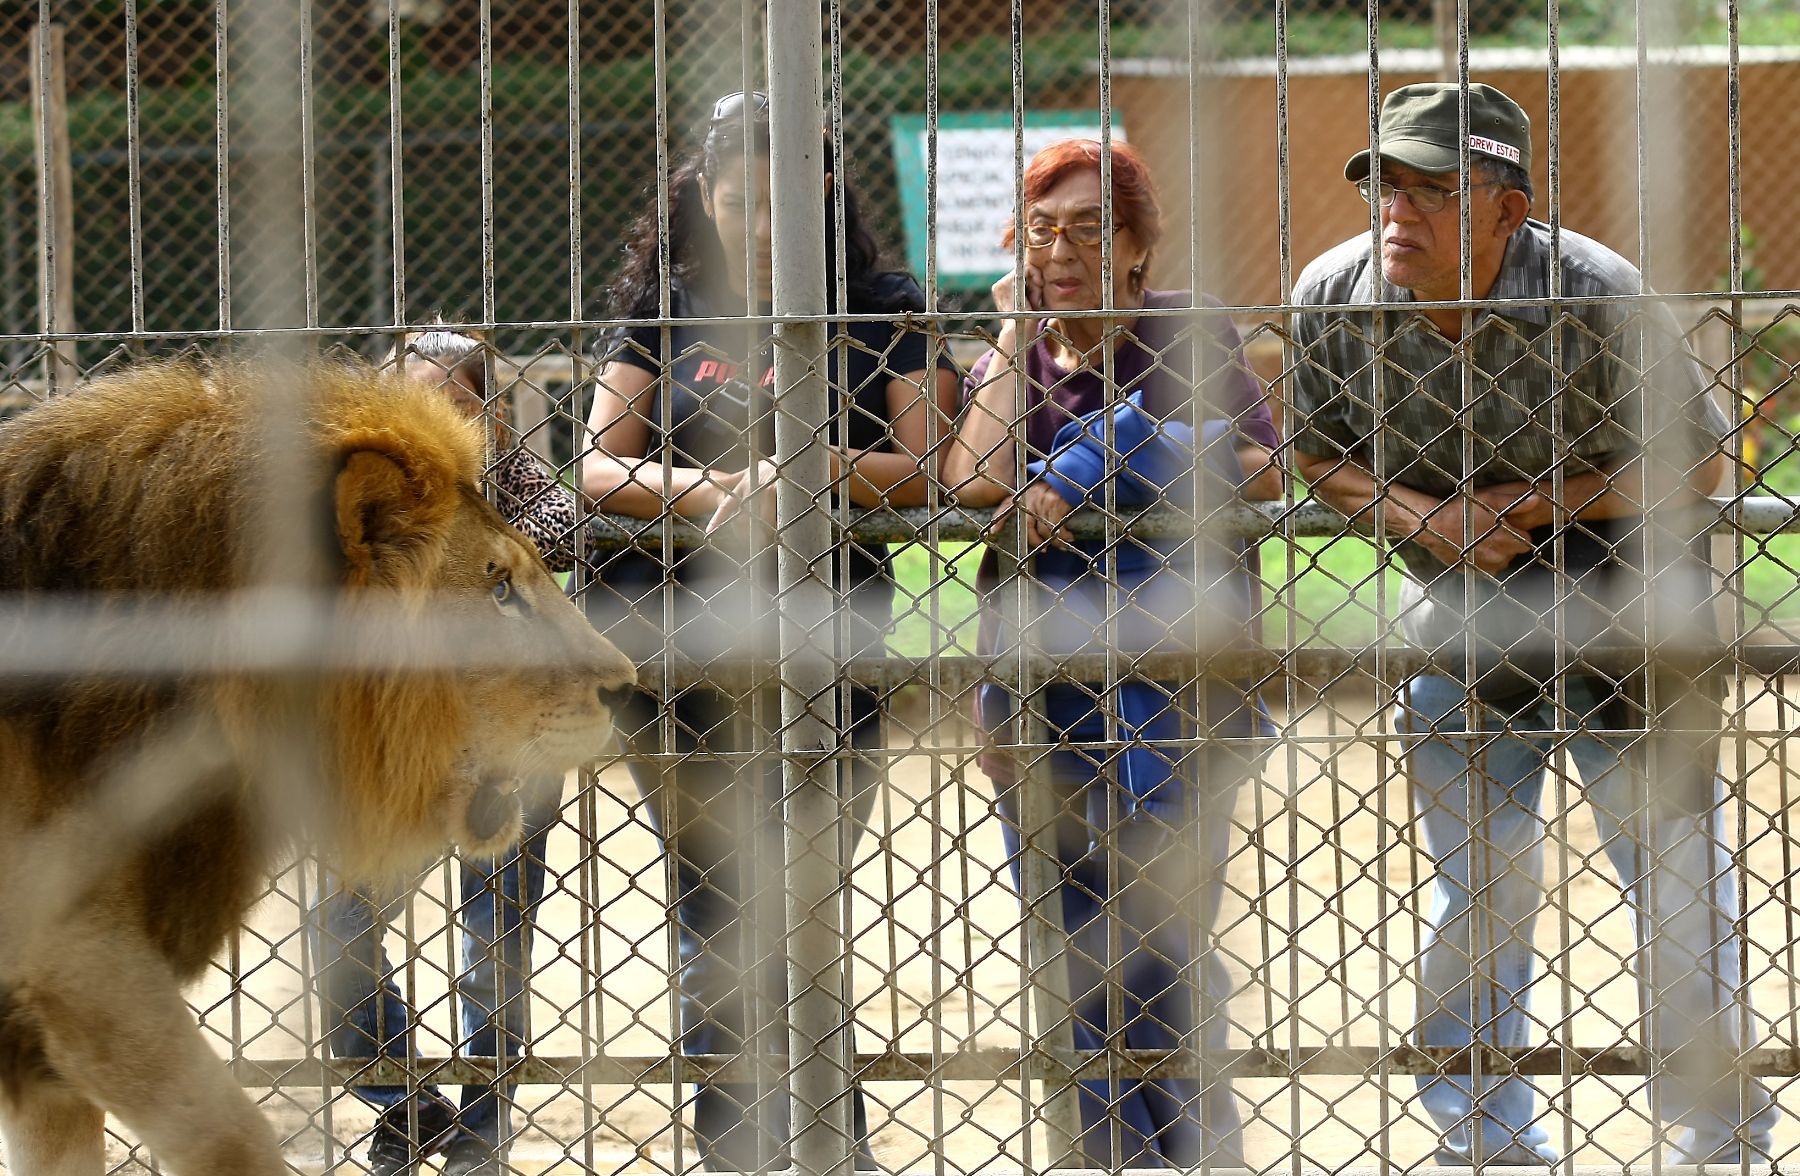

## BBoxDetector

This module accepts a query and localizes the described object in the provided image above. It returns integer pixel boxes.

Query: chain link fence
[6,0,1800,1173]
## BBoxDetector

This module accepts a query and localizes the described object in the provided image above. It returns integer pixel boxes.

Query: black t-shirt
[591,272,948,661]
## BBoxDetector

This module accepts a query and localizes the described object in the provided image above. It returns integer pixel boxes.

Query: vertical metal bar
[214,0,231,331]
[124,0,146,335]
[766,6,849,1173]
[1092,6,1126,1168]
[1636,0,1681,1159]
[822,19,864,1162]
[567,6,593,1168]
[230,0,325,1143]
[922,0,940,313]
[644,2,683,1162]
[921,2,950,1169]
[989,1,1075,1169]
[577,764,600,1174]
[1446,30,1499,1167]
[568,0,584,328]
[1267,0,1309,1159]
[1544,1,1577,1165]
[1723,3,1757,1162]
[298,0,318,327]
[566,0,590,697]
[478,0,495,327]
[386,0,406,329]
[1364,4,1402,1168]
[731,20,777,1161]
[1183,6,1231,1164]
[30,12,75,391]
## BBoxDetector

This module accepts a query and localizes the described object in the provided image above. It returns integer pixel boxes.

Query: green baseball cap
[1343,82,1532,181]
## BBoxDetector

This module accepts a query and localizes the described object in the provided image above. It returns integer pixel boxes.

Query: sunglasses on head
[709,91,770,125]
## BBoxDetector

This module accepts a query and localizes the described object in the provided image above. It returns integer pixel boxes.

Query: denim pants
[1399,673,1777,1164]
[619,687,880,1172]
[988,681,1263,1170]
[312,777,562,1150]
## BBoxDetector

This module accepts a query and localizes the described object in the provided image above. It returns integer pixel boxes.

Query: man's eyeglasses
[1024,222,1105,248]
[709,91,770,125]
[1357,178,1499,213]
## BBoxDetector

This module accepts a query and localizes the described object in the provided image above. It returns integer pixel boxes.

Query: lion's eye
[491,574,525,616]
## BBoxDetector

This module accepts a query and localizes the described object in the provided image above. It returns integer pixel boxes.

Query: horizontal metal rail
[633,645,1800,694]
[230,1041,1800,1087]
[587,495,1800,549]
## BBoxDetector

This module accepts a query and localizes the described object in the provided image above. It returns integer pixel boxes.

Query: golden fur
[0,359,635,1174]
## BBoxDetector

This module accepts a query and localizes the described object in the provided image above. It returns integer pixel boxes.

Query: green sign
[889,111,1127,293]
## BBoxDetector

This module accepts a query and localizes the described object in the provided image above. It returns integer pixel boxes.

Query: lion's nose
[598,682,638,716]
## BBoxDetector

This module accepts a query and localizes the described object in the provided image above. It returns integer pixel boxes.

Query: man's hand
[1475,479,1554,531]
[1297,452,1541,574]
[1416,496,1535,574]
[985,481,1076,549]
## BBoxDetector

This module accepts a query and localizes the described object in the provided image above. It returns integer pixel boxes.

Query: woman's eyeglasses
[709,91,770,125]
[1023,222,1106,249]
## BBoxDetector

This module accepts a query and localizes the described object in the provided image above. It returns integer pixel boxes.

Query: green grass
[1737,449,1800,627]
[884,528,1410,658]
[887,541,985,658]
[885,508,1800,659]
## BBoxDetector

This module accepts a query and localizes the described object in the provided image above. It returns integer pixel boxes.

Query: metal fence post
[1008,571,1084,1168]
[767,8,854,1176]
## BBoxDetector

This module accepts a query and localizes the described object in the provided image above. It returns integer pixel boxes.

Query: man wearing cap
[1288,81,1776,1164]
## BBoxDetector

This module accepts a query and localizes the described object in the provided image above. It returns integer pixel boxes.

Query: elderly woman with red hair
[944,138,1277,1169]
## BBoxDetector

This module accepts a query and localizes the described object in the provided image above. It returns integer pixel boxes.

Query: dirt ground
[36,682,1800,1173]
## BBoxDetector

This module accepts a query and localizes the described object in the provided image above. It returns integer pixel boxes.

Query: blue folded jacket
[985,393,1254,820]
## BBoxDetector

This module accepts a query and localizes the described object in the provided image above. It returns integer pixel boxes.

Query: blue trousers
[311,777,561,1150]
[988,681,1262,1169]
[618,686,879,1172]
[1400,674,1778,1164]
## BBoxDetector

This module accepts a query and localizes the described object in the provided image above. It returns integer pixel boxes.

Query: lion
[0,359,637,1174]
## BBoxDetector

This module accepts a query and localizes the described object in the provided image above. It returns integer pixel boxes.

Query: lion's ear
[335,448,453,587]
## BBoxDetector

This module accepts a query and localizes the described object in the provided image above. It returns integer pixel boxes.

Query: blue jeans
[312,778,561,1150]
[618,686,879,1172]
[1399,674,1777,1164]
[988,681,1264,1169]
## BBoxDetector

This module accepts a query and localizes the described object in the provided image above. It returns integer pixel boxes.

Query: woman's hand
[984,481,1076,549]
[990,264,1043,315]
[703,459,780,534]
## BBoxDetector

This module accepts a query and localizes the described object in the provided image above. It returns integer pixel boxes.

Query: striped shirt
[1289,218,1727,582]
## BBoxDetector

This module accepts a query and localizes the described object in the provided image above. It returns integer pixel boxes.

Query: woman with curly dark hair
[580,92,958,1171]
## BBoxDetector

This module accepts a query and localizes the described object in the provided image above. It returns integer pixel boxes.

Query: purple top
[961,290,1276,783]
[962,289,1278,460]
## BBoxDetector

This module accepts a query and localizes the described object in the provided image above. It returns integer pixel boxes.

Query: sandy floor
[31,681,1800,1173]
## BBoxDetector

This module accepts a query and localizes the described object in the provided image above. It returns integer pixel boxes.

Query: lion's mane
[0,359,493,963]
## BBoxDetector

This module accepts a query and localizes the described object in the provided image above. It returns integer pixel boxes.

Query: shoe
[439,1139,502,1176]
[1432,1141,1559,1166]
[365,1095,460,1176]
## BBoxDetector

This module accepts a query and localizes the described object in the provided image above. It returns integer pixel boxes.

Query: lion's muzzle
[466,779,523,844]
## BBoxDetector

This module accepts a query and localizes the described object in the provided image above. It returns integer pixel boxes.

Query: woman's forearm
[833,447,935,508]
[1235,443,1282,501]
[582,457,726,521]
[945,327,1026,506]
